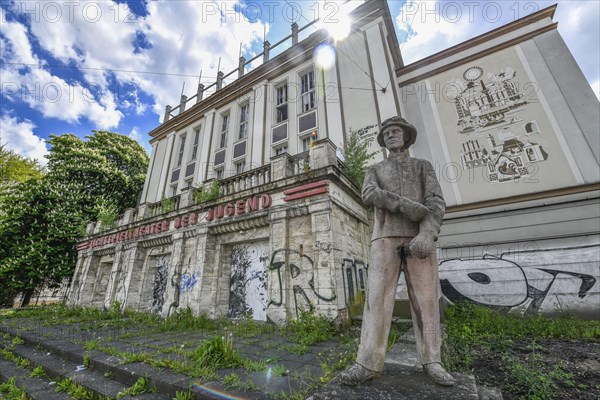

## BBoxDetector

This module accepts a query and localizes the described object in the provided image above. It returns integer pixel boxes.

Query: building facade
[67,2,600,322]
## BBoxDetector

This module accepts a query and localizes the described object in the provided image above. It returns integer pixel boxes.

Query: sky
[1,0,598,165]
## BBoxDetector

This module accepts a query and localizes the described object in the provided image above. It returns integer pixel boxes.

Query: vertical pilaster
[267,208,289,325]
[162,232,185,318]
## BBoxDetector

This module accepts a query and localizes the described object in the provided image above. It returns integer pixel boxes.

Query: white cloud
[15,0,268,124]
[128,126,151,154]
[394,1,599,93]
[591,80,600,100]
[396,0,478,65]
[0,115,48,164]
[1,18,123,129]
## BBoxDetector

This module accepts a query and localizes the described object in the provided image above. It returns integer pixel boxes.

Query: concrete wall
[394,21,599,319]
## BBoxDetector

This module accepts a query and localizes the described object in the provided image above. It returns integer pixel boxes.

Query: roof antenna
[180,81,186,97]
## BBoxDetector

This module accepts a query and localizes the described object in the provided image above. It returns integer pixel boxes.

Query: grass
[443,302,600,400]
[30,365,46,378]
[287,310,336,346]
[222,372,259,391]
[0,377,28,400]
[116,376,157,399]
[55,377,99,400]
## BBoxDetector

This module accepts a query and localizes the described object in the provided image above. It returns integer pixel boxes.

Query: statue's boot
[340,363,380,387]
[424,362,455,386]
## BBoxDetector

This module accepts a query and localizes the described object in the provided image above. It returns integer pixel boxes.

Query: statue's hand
[396,198,429,222]
[409,232,435,259]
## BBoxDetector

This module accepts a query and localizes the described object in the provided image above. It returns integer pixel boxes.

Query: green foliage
[157,307,218,332]
[0,145,44,203]
[95,199,118,231]
[174,391,195,400]
[341,128,377,188]
[223,373,258,391]
[30,365,46,378]
[83,354,92,369]
[0,131,148,304]
[161,196,176,213]
[55,378,96,399]
[288,310,336,346]
[11,336,24,346]
[193,180,221,204]
[443,303,600,399]
[116,377,157,399]
[500,353,576,400]
[0,377,28,400]
[317,337,358,384]
[191,335,242,369]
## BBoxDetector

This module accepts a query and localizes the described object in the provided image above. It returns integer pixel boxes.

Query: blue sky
[1,0,598,164]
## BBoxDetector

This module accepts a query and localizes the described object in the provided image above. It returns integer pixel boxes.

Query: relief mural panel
[429,46,579,203]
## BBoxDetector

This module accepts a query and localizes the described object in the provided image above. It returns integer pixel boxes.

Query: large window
[239,104,249,139]
[219,113,229,148]
[190,127,200,160]
[275,84,288,123]
[300,70,316,113]
[176,135,186,167]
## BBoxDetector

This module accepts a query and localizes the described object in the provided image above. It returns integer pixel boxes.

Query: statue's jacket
[362,152,446,241]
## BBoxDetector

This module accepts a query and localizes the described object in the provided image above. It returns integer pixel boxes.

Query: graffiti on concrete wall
[439,246,599,315]
[180,271,198,292]
[149,256,169,314]
[228,244,269,320]
[269,249,336,317]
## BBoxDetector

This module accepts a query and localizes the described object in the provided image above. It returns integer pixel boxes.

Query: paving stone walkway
[0,313,500,399]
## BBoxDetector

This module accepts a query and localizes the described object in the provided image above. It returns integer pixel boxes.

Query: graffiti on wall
[229,244,269,320]
[149,256,169,314]
[439,246,599,315]
[269,249,336,317]
[180,271,198,292]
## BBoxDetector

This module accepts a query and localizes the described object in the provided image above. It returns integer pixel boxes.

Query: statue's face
[383,126,405,151]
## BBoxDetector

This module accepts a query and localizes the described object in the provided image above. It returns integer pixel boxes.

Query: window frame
[299,68,316,114]
[275,82,288,124]
[176,134,186,168]
[219,113,230,149]
[190,126,201,161]
[238,103,249,140]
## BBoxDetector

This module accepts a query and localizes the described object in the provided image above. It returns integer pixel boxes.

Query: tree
[0,145,44,206]
[0,131,149,307]
[341,128,377,189]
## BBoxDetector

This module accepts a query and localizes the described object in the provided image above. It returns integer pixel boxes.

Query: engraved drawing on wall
[429,46,578,203]
[149,255,169,314]
[446,65,549,184]
[228,243,269,321]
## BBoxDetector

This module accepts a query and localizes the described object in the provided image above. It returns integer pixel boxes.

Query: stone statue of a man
[340,116,455,387]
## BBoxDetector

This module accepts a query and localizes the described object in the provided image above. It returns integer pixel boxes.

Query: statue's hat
[377,116,417,149]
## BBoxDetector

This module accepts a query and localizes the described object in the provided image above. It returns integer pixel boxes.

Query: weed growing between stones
[30,365,46,378]
[56,377,99,399]
[174,390,195,400]
[222,372,259,391]
[0,377,28,400]
[116,376,157,399]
